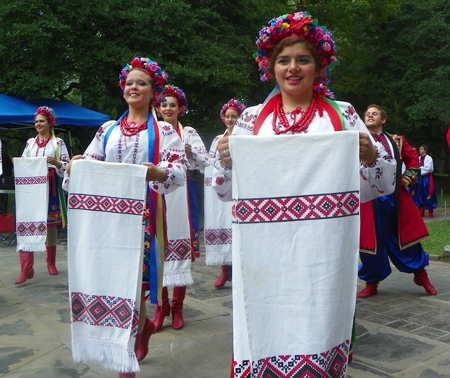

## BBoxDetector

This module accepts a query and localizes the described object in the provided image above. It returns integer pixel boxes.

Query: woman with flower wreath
[212,12,397,377]
[15,106,70,284]
[204,99,245,288]
[65,57,187,378]
[153,85,209,332]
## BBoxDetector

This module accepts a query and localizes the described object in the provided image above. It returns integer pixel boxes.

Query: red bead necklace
[272,92,319,135]
[119,117,148,137]
[36,134,52,148]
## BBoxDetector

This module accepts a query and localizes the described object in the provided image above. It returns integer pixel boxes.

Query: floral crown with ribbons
[34,106,58,127]
[220,99,246,119]
[119,57,168,105]
[162,85,188,117]
[254,12,339,99]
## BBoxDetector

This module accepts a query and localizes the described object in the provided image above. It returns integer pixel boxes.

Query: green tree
[0,0,291,154]
[293,0,450,165]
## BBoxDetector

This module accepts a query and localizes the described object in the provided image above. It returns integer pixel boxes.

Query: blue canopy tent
[0,95,39,128]
[0,93,110,159]
[0,94,110,130]
[0,94,110,197]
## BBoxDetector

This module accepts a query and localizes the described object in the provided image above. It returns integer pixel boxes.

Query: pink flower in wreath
[322,42,332,52]
[313,28,324,41]
[259,58,271,71]
[148,63,159,72]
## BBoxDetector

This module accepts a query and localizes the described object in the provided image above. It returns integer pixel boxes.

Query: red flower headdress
[119,57,168,105]
[162,85,188,117]
[255,12,339,99]
[34,106,58,127]
[220,99,246,119]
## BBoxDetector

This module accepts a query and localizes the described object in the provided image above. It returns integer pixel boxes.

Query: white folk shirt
[63,120,187,195]
[22,136,70,178]
[420,154,434,176]
[212,101,396,204]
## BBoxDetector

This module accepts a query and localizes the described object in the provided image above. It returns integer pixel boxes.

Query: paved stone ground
[1,217,450,377]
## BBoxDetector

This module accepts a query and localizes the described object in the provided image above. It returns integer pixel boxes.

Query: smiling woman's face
[34,114,51,136]
[123,69,154,108]
[159,96,181,125]
[273,42,319,99]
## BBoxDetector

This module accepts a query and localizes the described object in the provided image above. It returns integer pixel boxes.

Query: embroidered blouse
[212,101,396,204]
[65,120,187,194]
[22,136,70,178]
[179,126,210,173]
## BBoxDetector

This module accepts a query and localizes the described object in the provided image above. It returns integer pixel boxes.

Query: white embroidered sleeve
[211,108,257,202]
[149,123,187,195]
[184,126,210,172]
[421,155,434,175]
[55,138,70,177]
[338,102,396,203]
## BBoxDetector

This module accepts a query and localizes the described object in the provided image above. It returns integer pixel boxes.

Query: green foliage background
[1,0,449,166]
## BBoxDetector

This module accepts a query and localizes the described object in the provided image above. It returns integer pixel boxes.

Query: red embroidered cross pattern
[233,192,359,223]
[69,194,144,215]
[71,292,139,333]
[232,341,349,378]
[16,221,47,236]
[204,177,212,186]
[164,239,192,261]
[205,228,232,245]
[15,176,47,185]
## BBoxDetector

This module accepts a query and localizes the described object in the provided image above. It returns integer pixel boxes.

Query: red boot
[153,287,170,331]
[414,268,437,295]
[15,251,34,284]
[357,282,378,298]
[119,371,135,378]
[136,318,155,362]
[419,206,425,217]
[171,286,186,330]
[46,246,58,275]
[428,210,434,218]
[214,265,232,288]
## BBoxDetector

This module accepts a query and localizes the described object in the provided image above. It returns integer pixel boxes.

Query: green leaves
[1,0,448,156]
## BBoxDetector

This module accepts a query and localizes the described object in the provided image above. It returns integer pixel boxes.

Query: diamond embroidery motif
[113,303,133,323]
[88,299,109,322]
[15,176,47,185]
[71,292,137,331]
[68,194,145,216]
[205,229,232,245]
[233,341,349,378]
[233,192,359,223]
[165,239,192,261]
[16,221,47,236]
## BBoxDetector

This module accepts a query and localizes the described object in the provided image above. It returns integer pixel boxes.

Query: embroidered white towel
[230,132,360,378]
[67,159,147,373]
[163,184,193,287]
[204,137,232,265]
[14,157,48,252]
